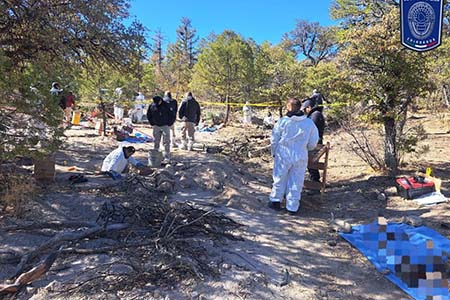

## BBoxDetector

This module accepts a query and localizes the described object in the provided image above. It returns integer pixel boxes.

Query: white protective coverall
[243,103,252,125]
[113,87,124,120]
[101,145,139,174]
[270,115,319,212]
[132,92,145,123]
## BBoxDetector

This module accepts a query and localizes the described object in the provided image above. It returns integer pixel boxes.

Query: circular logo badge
[408,2,435,39]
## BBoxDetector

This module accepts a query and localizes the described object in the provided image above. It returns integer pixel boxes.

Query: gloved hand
[110,171,122,180]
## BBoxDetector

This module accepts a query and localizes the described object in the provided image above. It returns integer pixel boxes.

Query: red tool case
[396,176,435,199]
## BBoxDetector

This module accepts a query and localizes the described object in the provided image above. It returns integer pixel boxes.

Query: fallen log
[11,223,129,278]
[0,252,57,295]
[2,221,97,232]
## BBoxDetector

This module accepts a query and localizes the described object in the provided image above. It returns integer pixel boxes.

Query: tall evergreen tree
[166,17,199,97]
[190,30,255,123]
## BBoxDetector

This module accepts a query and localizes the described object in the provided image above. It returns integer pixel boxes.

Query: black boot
[268,201,281,211]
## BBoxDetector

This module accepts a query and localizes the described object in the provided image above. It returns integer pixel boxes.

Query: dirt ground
[1,111,449,300]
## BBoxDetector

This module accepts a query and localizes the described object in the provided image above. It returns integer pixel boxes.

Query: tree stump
[33,154,55,183]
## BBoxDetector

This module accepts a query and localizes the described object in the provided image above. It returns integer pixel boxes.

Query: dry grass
[0,173,34,217]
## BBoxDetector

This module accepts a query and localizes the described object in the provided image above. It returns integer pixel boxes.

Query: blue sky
[129,0,335,46]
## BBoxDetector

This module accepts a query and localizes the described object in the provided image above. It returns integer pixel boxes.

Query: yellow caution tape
[198,101,280,107]
[82,99,351,109]
[198,101,350,108]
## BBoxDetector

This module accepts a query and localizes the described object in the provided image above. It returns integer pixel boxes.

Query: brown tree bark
[224,95,231,125]
[383,116,398,175]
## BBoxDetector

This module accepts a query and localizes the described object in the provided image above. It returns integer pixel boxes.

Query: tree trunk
[100,98,107,136]
[383,117,398,175]
[278,98,283,118]
[442,85,449,108]
[224,95,231,125]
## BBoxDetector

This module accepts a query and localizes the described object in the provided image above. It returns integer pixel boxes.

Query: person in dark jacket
[147,95,171,162]
[178,92,201,151]
[163,91,178,148]
[301,99,326,182]
[310,89,326,106]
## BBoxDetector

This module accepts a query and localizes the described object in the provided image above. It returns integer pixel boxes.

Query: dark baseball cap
[301,99,315,110]
[152,96,163,103]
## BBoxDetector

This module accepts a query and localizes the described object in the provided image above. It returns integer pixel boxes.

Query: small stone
[222,263,232,270]
[164,164,175,175]
[327,240,337,247]
[377,193,387,201]
[191,291,200,298]
[330,219,352,233]
[401,215,423,227]
[153,289,161,298]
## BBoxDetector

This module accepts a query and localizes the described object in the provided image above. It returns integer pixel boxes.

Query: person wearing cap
[51,82,67,112]
[301,99,326,183]
[163,91,178,148]
[147,95,171,162]
[269,98,319,214]
[101,145,143,180]
[310,89,326,106]
[301,100,325,144]
[178,92,201,151]
[50,82,63,95]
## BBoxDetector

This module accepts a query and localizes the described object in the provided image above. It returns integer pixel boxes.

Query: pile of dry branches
[218,132,271,163]
[0,176,242,298]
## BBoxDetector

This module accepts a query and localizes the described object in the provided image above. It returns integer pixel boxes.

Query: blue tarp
[340,222,450,300]
[124,132,153,144]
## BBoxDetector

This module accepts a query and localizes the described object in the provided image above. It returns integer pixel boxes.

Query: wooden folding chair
[303,142,330,198]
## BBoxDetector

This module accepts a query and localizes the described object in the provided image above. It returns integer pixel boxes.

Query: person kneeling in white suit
[268,98,319,214]
[101,145,144,180]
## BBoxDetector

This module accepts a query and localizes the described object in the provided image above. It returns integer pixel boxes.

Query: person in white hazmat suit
[113,87,124,120]
[131,92,145,123]
[269,98,319,214]
[242,101,252,125]
[101,145,144,180]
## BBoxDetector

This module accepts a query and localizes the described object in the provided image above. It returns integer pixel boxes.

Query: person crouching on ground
[147,95,171,163]
[269,98,319,214]
[101,146,144,180]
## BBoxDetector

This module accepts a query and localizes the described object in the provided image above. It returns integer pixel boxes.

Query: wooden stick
[12,223,129,278]
[0,252,57,295]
